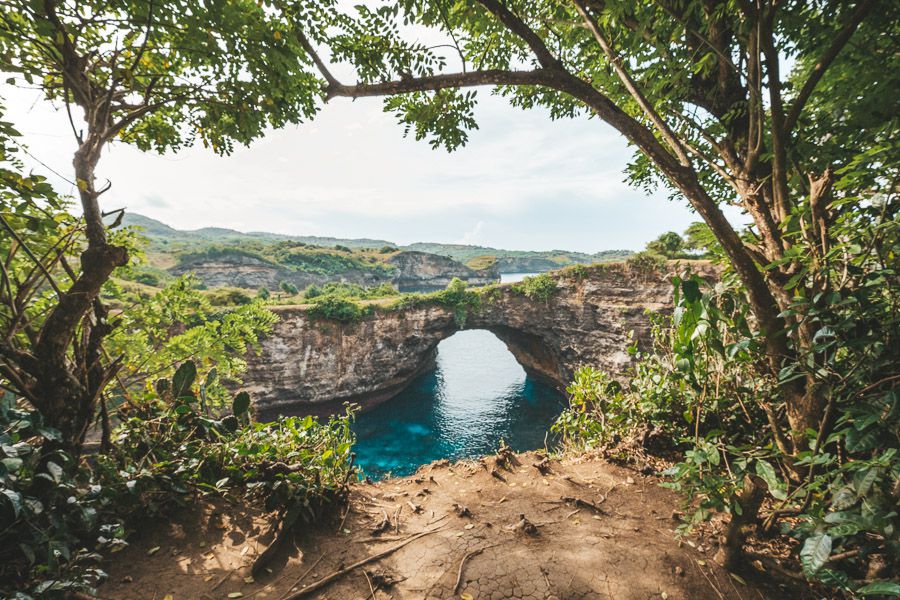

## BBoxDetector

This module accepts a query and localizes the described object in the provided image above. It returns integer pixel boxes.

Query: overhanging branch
[783,0,876,134]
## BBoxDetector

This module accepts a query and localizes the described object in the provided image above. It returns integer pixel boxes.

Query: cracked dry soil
[102,452,809,599]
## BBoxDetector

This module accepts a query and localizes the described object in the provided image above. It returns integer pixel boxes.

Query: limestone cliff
[170,249,495,292]
[241,262,716,414]
[388,251,498,291]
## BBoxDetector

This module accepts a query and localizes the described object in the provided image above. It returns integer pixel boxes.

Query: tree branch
[293,26,339,88]
[783,0,876,134]
[573,0,691,167]
[474,0,561,69]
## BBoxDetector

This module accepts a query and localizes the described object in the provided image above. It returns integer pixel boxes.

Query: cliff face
[388,251,498,291]
[242,263,716,414]
[170,254,385,289]
[170,250,495,291]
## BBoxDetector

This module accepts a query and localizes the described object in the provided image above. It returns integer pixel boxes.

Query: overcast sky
[5,82,705,253]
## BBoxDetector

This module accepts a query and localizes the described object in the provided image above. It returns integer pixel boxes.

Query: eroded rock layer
[242,262,714,413]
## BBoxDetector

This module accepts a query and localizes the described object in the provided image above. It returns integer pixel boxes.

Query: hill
[122,213,633,276]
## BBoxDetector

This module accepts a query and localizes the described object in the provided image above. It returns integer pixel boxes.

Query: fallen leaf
[163,595,173,600]
[228,593,244,599]
[203,575,214,582]
[461,594,474,600]
[730,573,747,585]
[147,546,161,556]
[243,576,254,584]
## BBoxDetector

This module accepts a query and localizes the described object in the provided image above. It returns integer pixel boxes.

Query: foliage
[465,255,498,270]
[1,362,355,598]
[511,273,559,302]
[683,222,722,258]
[626,251,667,274]
[434,278,481,326]
[389,277,483,326]
[280,281,299,296]
[306,281,399,302]
[206,287,254,306]
[104,277,278,407]
[646,232,685,258]
[306,296,373,323]
[555,234,899,593]
[0,395,122,598]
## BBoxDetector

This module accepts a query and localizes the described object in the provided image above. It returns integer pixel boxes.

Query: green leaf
[1,489,22,518]
[800,532,832,577]
[754,460,786,500]
[232,392,251,416]
[46,461,63,483]
[172,361,197,398]
[857,582,900,596]
[205,368,218,388]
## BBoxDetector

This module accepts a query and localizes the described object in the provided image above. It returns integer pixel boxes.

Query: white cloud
[457,220,485,245]
[1,81,710,252]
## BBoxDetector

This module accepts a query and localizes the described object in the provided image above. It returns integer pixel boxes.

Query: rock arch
[242,263,713,415]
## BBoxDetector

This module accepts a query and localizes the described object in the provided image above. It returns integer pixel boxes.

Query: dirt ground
[101,451,810,600]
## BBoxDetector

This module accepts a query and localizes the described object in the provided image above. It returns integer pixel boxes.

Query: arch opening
[351,329,567,479]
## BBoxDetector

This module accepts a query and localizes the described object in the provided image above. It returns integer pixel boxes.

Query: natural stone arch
[242,263,715,415]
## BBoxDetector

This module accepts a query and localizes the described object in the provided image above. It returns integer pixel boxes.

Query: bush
[0,363,355,598]
[134,271,160,286]
[206,287,253,306]
[306,296,371,323]
[519,273,558,302]
[626,250,667,273]
[553,268,900,595]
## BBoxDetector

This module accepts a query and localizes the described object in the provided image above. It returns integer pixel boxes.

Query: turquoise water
[351,330,567,479]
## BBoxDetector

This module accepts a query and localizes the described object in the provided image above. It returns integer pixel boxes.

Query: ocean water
[351,329,568,479]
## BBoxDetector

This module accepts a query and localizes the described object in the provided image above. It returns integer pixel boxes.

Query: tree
[0,0,323,453]
[280,281,299,295]
[287,0,894,448]
[645,231,684,258]
[277,0,896,568]
[682,222,720,257]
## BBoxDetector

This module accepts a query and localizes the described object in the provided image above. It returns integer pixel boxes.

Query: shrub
[134,271,160,286]
[280,281,299,295]
[206,287,253,306]
[553,268,900,595]
[0,363,355,598]
[514,273,558,302]
[306,296,371,323]
[626,250,667,274]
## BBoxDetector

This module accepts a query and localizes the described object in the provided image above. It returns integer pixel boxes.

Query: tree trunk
[29,137,127,456]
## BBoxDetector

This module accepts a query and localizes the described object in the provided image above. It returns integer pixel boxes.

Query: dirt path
[102,452,805,599]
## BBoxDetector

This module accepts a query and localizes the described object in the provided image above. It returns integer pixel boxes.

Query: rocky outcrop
[242,262,717,414]
[494,256,576,274]
[171,250,495,292]
[388,251,498,291]
[171,254,385,289]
